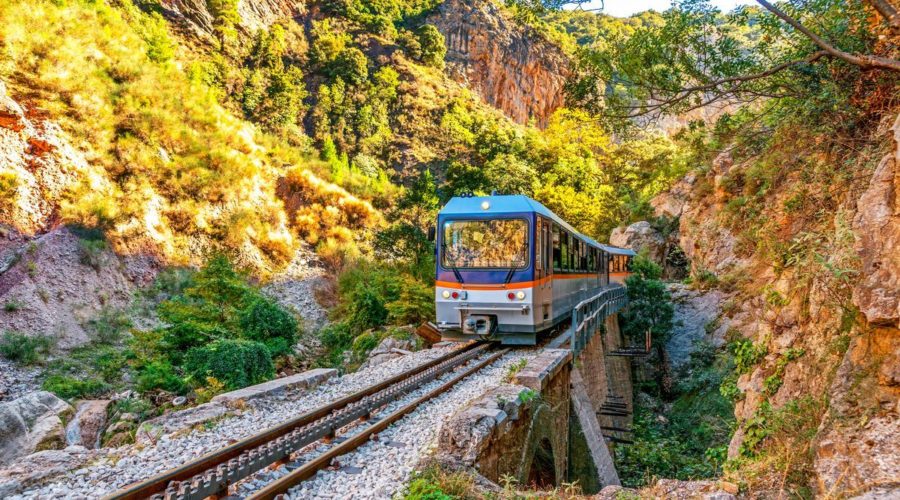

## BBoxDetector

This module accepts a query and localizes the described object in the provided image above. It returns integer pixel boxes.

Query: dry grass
[0,0,383,273]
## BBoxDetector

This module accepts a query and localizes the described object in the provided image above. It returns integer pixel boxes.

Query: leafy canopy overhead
[518,0,900,126]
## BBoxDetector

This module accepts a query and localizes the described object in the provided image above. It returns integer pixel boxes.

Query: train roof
[440,195,616,251]
[599,244,637,256]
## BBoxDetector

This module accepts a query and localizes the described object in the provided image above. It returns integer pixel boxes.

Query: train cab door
[535,217,552,327]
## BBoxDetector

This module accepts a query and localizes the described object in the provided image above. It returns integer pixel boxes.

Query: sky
[572,0,752,18]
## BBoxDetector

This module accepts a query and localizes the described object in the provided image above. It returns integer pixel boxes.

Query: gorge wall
[643,113,900,496]
[428,0,570,127]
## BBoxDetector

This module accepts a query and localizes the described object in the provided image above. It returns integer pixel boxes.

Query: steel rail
[104,342,485,500]
[247,348,511,500]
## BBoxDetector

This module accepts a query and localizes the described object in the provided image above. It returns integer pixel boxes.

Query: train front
[434,196,537,345]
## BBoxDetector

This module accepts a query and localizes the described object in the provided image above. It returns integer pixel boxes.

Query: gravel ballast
[9,346,460,499]
[282,350,537,500]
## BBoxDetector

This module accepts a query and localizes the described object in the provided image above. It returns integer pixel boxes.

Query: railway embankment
[0,346,455,497]
[0,344,541,499]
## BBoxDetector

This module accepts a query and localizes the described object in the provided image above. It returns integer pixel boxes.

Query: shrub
[184,339,274,390]
[0,171,18,210]
[331,48,369,84]
[385,274,434,325]
[3,300,23,312]
[0,332,53,365]
[417,24,446,68]
[87,307,132,345]
[239,297,299,357]
[136,360,186,394]
[42,374,108,400]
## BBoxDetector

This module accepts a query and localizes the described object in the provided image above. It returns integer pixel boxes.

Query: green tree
[332,47,369,84]
[206,0,240,51]
[417,24,446,68]
[621,255,675,398]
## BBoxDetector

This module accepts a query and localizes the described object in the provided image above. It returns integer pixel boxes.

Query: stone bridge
[437,312,635,494]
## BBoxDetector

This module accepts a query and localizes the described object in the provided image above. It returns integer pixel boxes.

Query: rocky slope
[428,0,569,127]
[641,113,900,496]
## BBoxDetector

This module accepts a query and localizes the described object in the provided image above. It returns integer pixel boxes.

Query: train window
[442,219,529,269]
[552,225,560,271]
[544,223,550,271]
[535,218,542,272]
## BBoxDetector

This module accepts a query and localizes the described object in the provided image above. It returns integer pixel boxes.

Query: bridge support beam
[570,367,620,488]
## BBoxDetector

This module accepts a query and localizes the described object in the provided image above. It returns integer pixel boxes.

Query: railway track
[104,342,508,500]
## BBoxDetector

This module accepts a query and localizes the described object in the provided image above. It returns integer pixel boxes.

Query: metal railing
[568,284,628,355]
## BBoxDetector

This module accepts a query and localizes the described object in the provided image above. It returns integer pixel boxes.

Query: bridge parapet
[569,285,628,355]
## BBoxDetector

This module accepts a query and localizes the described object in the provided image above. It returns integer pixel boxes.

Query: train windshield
[442,219,528,269]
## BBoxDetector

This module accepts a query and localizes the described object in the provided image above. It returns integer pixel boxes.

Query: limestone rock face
[666,284,728,368]
[0,391,74,465]
[158,0,306,38]
[852,114,900,326]
[609,221,687,279]
[651,172,696,218]
[429,0,569,127]
[610,221,667,264]
[64,400,111,449]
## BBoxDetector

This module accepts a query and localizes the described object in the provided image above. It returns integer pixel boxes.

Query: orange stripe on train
[436,274,601,290]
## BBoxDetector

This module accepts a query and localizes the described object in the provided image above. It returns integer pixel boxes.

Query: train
[433,194,635,345]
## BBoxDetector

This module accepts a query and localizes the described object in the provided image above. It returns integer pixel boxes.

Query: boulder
[610,221,667,265]
[358,337,415,370]
[0,391,74,465]
[64,400,110,449]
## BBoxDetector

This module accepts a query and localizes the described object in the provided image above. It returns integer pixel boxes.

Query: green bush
[184,339,274,390]
[157,255,299,362]
[417,24,446,68]
[42,374,108,400]
[239,297,299,357]
[87,307,132,345]
[331,47,368,84]
[136,360,186,393]
[0,332,53,365]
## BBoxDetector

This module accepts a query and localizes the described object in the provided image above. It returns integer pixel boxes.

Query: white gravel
[0,357,41,402]
[283,350,538,500]
[10,345,461,499]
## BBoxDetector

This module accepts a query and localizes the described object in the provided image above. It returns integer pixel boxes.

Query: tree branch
[756,0,900,72]
[862,0,900,34]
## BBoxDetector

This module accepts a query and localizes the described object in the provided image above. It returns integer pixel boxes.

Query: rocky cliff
[643,114,900,496]
[428,0,570,127]
[158,0,306,38]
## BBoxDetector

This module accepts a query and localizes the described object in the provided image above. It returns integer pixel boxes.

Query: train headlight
[481,201,490,210]
[516,291,526,300]
[442,290,450,299]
